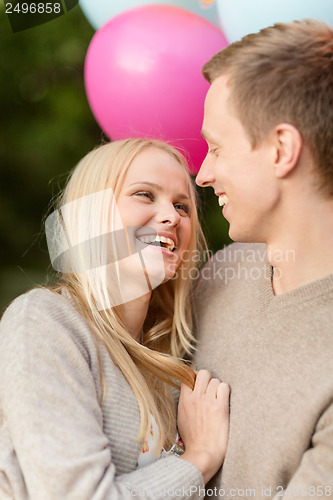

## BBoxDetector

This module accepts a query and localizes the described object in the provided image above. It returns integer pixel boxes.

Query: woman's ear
[272,123,303,179]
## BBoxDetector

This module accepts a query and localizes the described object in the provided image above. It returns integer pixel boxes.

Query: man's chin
[228,227,264,244]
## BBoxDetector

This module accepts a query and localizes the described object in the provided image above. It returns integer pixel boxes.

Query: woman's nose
[157,203,180,226]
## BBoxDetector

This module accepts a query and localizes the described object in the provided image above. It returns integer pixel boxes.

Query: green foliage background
[0,2,231,314]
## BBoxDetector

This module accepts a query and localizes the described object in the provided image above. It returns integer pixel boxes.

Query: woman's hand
[177,369,230,484]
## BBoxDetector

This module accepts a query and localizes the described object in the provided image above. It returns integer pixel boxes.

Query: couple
[1,19,333,500]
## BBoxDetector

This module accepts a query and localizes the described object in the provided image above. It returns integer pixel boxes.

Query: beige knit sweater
[194,243,333,500]
[0,288,204,500]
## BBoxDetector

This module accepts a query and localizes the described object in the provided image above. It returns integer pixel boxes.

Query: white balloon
[216,0,333,42]
[80,0,220,30]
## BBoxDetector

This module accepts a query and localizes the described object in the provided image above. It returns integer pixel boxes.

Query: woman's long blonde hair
[47,138,207,451]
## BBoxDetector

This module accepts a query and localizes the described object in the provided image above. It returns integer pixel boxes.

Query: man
[194,19,333,499]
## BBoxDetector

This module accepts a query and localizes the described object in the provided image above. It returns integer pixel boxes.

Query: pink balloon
[84,5,228,174]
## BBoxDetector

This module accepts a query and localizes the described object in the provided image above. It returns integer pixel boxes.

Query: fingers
[192,369,212,395]
[193,370,229,399]
[217,381,230,400]
[177,369,230,483]
[180,369,210,397]
[205,377,222,397]
[180,369,230,404]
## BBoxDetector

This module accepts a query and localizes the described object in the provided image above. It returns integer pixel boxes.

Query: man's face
[196,75,279,243]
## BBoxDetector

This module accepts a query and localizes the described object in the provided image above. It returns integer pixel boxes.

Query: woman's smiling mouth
[136,233,176,252]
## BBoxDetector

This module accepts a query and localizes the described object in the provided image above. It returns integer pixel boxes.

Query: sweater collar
[260,260,333,312]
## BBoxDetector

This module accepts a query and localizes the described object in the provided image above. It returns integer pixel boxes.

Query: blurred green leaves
[0,3,231,313]
[0,5,100,311]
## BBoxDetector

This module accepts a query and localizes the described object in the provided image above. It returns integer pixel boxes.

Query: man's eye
[134,191,154,201]
[208,147,219,156]
[174,203,191,216]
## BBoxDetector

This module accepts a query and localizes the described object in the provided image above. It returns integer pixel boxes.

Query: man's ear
[272,124,303,179]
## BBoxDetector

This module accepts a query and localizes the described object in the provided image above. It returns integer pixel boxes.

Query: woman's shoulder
[2,286,71,317]
[0,287,98,368]
[1,287,83,333]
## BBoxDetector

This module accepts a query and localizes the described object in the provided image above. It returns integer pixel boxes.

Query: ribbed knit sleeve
[0,289,204,500]
[271,402,333,499]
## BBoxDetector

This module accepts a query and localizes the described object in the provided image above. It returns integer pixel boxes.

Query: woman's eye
[208,147,219,156]
[134,191,154,201]
[174,203,190,216]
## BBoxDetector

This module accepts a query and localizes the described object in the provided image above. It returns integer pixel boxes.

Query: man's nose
[196,154,215,187]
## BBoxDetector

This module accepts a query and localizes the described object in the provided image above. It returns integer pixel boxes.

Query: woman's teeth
[137,234,175,252]
[218,194,229,207]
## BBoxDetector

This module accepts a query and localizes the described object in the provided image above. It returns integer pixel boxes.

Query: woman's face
[116,146,193,282]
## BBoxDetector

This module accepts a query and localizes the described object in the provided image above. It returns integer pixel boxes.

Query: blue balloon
[80,0,220,30]
[216,0,333,42]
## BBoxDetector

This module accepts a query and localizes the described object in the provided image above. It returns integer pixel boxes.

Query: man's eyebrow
[129,181,190,200]
[201,129,219,144]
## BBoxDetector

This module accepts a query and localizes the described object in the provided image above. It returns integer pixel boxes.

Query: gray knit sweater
[0,289,204,500]
[195,243,333,499]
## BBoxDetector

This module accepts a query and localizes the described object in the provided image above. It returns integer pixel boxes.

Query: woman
[0,139,229,499]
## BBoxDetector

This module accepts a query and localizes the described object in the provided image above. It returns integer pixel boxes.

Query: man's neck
[267,197,333,295]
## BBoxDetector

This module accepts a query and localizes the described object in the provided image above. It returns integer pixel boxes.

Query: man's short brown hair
[203,19,333,196]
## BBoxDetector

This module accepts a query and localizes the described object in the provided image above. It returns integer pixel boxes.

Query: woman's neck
[119,292,151,342]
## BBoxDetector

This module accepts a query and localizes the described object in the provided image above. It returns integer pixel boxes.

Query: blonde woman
[0,139,229,500]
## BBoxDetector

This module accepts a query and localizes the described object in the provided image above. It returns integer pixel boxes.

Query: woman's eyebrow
[129,181,189,200]
[129,181,162,189]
